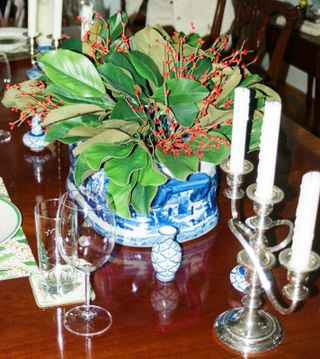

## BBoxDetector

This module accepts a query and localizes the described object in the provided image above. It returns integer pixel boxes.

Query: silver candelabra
[214,159,320,355]
[28,32,61,73]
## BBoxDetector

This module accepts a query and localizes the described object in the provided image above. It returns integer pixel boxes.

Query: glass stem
[84,271,91,311]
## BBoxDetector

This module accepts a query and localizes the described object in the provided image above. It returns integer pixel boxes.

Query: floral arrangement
[3,11,279,218]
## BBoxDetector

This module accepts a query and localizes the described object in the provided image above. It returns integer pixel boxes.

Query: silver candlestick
[214,166,320,354]
[220,159,254,219]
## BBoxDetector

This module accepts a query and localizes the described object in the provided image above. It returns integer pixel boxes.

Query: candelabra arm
[229,219,300,315]
[268,219,294,253]
[264,279,299,315]
[228,219,271,290]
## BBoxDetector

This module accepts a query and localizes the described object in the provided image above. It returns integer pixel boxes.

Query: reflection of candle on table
[290,171,320,271]
[229,87,250,174]
[52,0,63,41]
[255,101,281,202]
[28,0,37,38]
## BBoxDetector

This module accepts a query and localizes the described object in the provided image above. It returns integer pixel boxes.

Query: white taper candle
[80,2,94,39]
[52,0,63,41]
[28,0,38,38]
[255,101,281,202]
[290,171,320,271]
[229,87,250,174]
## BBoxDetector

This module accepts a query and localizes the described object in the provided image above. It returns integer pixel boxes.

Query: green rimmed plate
[0,197,22,245]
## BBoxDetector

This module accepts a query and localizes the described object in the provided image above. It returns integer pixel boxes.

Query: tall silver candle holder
[27,32,61,79]
[214,158,320,354]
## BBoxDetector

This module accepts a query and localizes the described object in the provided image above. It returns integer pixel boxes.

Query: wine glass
[56,189,115,336]
[0,51,12,144]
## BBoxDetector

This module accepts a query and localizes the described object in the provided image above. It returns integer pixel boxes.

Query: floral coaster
[29,271,95,309]
[0,178,38,281]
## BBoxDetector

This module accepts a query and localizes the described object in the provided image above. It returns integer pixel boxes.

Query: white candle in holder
[290,171,320,272]
[28,0,38,38]
[37,0,54,47]
[80,1,94,39]
[229,87,250,174]
[255,101,281,202]
[52,0,63,41]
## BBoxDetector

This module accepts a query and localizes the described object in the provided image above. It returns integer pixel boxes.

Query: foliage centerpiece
[3,11,279,219]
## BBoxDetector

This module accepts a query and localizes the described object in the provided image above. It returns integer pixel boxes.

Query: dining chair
[0,0,25,28]
[124,0,228,38]
[209,0,226,39]
[231,0,302,88]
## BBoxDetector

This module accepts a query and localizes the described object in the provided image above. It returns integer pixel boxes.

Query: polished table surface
[0,58,320,359]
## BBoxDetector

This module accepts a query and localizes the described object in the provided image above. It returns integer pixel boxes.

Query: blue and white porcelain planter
[67,149,219,247]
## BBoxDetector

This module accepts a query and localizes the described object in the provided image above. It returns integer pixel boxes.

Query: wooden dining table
[0,57,319,359]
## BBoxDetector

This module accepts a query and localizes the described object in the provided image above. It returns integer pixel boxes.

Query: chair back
[232,0,302,87]
[0,0,25,28]
[209,0,226,39]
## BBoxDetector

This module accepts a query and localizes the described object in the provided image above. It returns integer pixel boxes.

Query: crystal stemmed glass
[0,51,12,144]
[56,189,115,336]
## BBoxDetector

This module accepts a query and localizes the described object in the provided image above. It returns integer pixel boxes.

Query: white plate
[0,197,22,244]
[0,27,27,53]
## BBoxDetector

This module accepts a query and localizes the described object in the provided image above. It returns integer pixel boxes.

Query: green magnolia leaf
[128,50,163,87]
[43,104,105,126]
[134,26,166,55]
[83,142,135,170]
[155,147,199,180]
[2,89,36,110]
[239,73,262,87]
[153,78,209,105]
[216,67,242,104]
[107,172,137,218]
[251,83,281,102]
[60,38,83,53]
[171,103,199,127]
[110,98,145,123]
[102,119,140,135]
[40,49,106,97]
[107,11,128,41]
[192,57,213,80]
[44,83,115,108]
[138,154,167,186]
[104,146,147,186]
[108,51,149,93]
[185,33,202,47]
[131,183,158,214]
[73,128,133,155]
[74,154,95,186]
[67,126,106,137]
[148,45,167,77]
[45,115,102,143]
[1,79,40,109]
[199,105,233,128]
[215,124,232,140]
[98,62,136,97]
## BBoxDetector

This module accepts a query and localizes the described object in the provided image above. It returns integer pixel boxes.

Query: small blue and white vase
[151,226,182,283]
[22,114,48,152]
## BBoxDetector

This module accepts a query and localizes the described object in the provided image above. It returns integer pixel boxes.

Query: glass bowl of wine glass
[56,189,116,336]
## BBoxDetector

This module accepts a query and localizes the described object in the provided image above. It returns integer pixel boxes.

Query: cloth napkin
[0,178,38,281]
